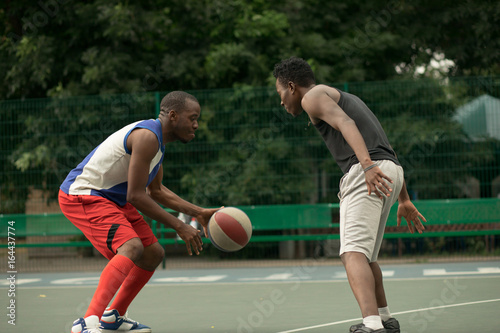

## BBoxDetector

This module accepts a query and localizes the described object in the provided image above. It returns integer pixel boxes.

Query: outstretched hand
[195,207,223,240]
[176,207,222,255]
[397,200,427,234]
[176,222,204,256]
[364,165,394,199]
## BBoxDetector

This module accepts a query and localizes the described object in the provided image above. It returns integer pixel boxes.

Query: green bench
[153,203,338,246]
[1,199,499,249]
[235,198,500,241]
[384,198,500,238]
[0,213,89,248]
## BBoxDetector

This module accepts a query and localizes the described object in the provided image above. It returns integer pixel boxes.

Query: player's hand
[195,207,223,238]
[397,200,427,234]
[177,223,203,256]
[364,165,393,199]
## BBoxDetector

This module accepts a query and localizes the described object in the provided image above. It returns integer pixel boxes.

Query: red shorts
[58,190,158,260]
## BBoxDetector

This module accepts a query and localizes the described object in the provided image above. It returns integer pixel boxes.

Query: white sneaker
[71,315,102,333]
[100,309,151,332]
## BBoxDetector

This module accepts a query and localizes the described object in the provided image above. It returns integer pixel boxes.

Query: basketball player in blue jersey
[273,58,426,333]
[59,91,219,333]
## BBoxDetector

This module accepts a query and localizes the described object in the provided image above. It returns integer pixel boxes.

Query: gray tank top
[314,88,400,174]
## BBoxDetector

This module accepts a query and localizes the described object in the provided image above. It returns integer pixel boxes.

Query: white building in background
[454,94,500,141]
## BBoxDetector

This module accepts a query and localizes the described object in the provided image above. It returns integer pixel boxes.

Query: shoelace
[121,312,140,325]
[85,323,103,333]
[84,327,102,333]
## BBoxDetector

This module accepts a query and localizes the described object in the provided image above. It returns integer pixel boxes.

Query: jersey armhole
[123,124,161,155]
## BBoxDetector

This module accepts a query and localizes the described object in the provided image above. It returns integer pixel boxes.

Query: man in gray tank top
[273,57,426,333]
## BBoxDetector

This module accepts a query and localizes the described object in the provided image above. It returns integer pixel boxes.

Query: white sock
[378,306,392,322]
[363,315,384,330]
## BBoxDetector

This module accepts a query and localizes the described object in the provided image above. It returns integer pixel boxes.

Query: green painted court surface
[2,264,500,333]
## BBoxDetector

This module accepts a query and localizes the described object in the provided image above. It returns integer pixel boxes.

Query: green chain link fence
[1,77,500,270]
[2,77,499,214]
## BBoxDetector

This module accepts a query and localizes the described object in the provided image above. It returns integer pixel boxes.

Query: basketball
[207,207,252,252]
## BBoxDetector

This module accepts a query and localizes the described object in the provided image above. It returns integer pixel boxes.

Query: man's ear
[168,110,177,121]
[288,81,296,94]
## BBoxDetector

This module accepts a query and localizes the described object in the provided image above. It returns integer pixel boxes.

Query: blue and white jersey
[60,119,164,206]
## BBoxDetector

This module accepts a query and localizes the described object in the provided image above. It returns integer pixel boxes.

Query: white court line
[3,274,500,289]
[334,270,394,278]
[154,275,227,283]
[240,273,300,281]
[424,267,500,276]
[0,278,41,286]
[276,298,500,333]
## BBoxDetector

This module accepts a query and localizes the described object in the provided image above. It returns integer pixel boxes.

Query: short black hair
[273,57,316,87]
[160,91,199,114]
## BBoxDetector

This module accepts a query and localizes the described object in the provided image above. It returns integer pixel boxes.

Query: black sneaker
[382,318,400,333]
[350,318,400,333]
[350,325,387,333]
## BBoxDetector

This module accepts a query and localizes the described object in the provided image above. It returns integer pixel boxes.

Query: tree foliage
[1,0,499,213]
[1,0,499,99]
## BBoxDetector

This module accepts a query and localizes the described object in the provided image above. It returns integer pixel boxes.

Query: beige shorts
[338,160,404,262]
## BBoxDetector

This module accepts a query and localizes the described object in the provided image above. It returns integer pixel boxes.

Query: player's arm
[126,129,203,255]
[147,165,219,235]
[302,89,393,198]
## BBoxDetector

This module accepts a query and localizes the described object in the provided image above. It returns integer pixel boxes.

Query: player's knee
[149,242,165,266]
[117,237,144,263]
[135,242,164,270]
